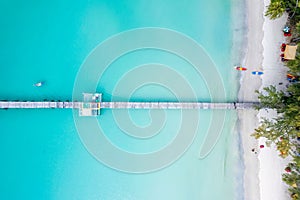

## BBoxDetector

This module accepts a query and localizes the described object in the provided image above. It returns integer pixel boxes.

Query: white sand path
[239,0,290,199]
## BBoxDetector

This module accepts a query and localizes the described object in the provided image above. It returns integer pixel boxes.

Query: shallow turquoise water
[0,0,244,199]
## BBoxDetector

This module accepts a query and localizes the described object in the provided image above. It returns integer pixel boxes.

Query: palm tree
[265,0,287,19]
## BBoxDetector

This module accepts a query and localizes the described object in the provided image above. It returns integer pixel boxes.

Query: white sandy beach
[239,0,290,199]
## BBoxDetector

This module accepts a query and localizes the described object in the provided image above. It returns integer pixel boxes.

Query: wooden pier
[0,101,257,110]
[0,101,81,109]
[100,102,256,109]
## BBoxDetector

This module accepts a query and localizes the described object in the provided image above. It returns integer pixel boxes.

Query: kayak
[287,74,295,79]
[235,66,247,71]
[251,71,264,75]
[287,74,299,82]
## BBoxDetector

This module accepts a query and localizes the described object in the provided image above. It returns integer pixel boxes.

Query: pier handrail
[0,101,259,110]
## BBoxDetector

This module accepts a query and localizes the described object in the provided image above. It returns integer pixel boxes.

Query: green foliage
[262,1,300,198]
[254,83,300,197]
[265,0,300,23]
[253,117,296,158]
[283,154,300,199]
[265,0,286,19]
[286,47,300,73]
[287,58,300,74]
[296,21,300,33]
[283,171,299,187]
[286,0,300,21]
[255,85,286,112]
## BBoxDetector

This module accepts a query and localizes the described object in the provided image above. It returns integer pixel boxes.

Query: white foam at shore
[238,0,263,199]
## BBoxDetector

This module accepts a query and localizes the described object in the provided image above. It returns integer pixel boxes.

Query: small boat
[251,71,264,75]
[235,66,247,71]
[34,81,44,87]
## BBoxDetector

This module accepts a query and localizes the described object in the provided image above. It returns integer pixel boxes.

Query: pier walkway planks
[0,101,257,110]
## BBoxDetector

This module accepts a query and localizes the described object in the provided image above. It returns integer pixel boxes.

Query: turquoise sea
[0,0,246,199]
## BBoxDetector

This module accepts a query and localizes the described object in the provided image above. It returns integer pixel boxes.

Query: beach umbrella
[283,26,290,33]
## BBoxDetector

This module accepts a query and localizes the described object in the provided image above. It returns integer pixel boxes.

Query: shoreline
[238,0,290,199]
[238,0,264,198]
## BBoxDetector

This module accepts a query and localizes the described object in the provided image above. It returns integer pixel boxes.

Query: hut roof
[284,45,298,60]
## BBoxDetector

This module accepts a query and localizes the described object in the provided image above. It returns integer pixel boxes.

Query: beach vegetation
[254,86,285,111]
[253,79,300,197]
[286,48,300,73]
[253,84,299,157]
[254,2,300,196]
[266,0,300,22]
[283,154,300,199]
[265,0,286,19]
[254,84,300,199]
